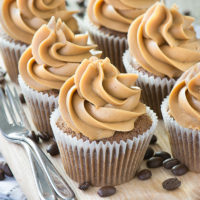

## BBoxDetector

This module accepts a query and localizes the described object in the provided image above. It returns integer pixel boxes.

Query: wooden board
[0,87,200,200]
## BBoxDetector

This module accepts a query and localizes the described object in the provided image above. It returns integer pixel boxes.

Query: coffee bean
[0,169,5,180]
[0,162,13,177]
[154,151,171,161]
[137,169,152,180]
[162,178,181,191]
[38,132,50,142]
[47,141,59,156]
[163,158,180,169]
[0,86,5,94]
[150,135,157,145]
[144,147,154,160]
[147,157,163,168]
[171,164,188,176]
[19,93,26,104]
[28,131,39,143]
[0,68,6,84]
[183,10,191,16]
[79,182,90,191]
[97,186,116,197]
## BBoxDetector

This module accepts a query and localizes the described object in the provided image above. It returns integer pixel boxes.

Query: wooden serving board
[0,82,200,200]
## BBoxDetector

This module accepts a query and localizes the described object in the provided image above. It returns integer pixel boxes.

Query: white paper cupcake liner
[161,97,200,172]
[50,107,157,186]
[0,32,27,83]
[84,16,128,73]
[18,75,58,137]
[123,50,176,118]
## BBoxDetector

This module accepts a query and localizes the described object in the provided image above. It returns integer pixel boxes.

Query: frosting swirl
[88,0,158,33]
[128,2,200,78]
[0,0,79,44]
[169,63,200,130]
[19,17,101,91]
[59,57,146,140]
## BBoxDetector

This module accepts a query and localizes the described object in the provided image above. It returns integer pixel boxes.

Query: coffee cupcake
[0,0,79,83]
[161,63,200,172]
[85,0,158,72]
[18,17,101,136]
[123,2,200,118]
[50,57,157,186]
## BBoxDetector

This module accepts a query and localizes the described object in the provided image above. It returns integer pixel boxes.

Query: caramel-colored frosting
[0,0,79,44]
[169,63,200,130]
[59,57,146,140]
[19,17,101,91]
[88,0,158,33]
[128,2,200,78]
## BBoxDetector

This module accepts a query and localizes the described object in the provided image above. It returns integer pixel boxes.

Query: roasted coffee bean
[163,158,180,169]
[38,132,50,142]
[171,164,188,176]
[47,141,59,156]
[147,157,163,168]
[19,93,26,104]
[0,68,6,84]
[0,86,5,94]
[79,182,90,191]
[162,178,181,191]
[77,0,84,7]
[0,169,5,180]
[154,151,171,161]
[184,10,191,16]
[0,162,13,177]
[28,131,39,143]
[144,147,154,160]
[97,186,116,197]
[150,135,157,145]
[137,169,152,180]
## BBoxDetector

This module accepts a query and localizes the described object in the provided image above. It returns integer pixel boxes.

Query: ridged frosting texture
[88,0,158,33]
[169,63,200,130]
[19,17,101,91]
[0,0,78,44]
[128,2,200,78]
[59,57,146,140]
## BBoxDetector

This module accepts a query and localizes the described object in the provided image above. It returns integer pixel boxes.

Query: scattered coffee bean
[0,169,5,180]
[144,147,154,160]
[28,131,39,143]
[47,141,59,156]
[38,132,50,142]
[78,12,84,18]
[97,186,116,197]
[150,135,157,145]
[171,164,188,176]
[154,151,171,161]
[77,0,84,7]
[19,93,26,104]
[163,158,180,170]
[0,68,6,84]
[79,182,90,191]
[183,10,191,16]
[147,157,163,168]
[162,178,181,191]
[0,162,13,177]
[137,169,152,180]
[0,86,5,94]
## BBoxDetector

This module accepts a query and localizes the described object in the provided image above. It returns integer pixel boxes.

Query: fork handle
[23,137,75,200]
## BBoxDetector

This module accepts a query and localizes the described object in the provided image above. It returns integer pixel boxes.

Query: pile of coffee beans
[0,161,13,181]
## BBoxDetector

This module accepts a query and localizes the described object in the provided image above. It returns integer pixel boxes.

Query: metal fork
[0,86,75,200]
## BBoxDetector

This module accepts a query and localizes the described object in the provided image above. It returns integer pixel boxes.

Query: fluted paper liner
[18,75,58,137]
[84,16,128,73]
[50,107,157,186]
[0,32,27,83]
[123,50,176,118]
[161,97,200,172]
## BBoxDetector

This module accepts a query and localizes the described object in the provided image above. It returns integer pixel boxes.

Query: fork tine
[0,89,9,123]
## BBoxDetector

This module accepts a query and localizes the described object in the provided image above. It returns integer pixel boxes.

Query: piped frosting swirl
[169,63,200,130]
[88,0,158,33]
[19,17,101,91]
[59,57,146,140]
[128,2,200,78]
[0,0,78,44]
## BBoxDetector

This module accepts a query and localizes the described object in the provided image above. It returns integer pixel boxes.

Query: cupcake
[0,0,79,83]
[18,17,101,137]
[85,0,158,72]
[161,63,200,172]
[50,57,157,186]
[123,2,200,118]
